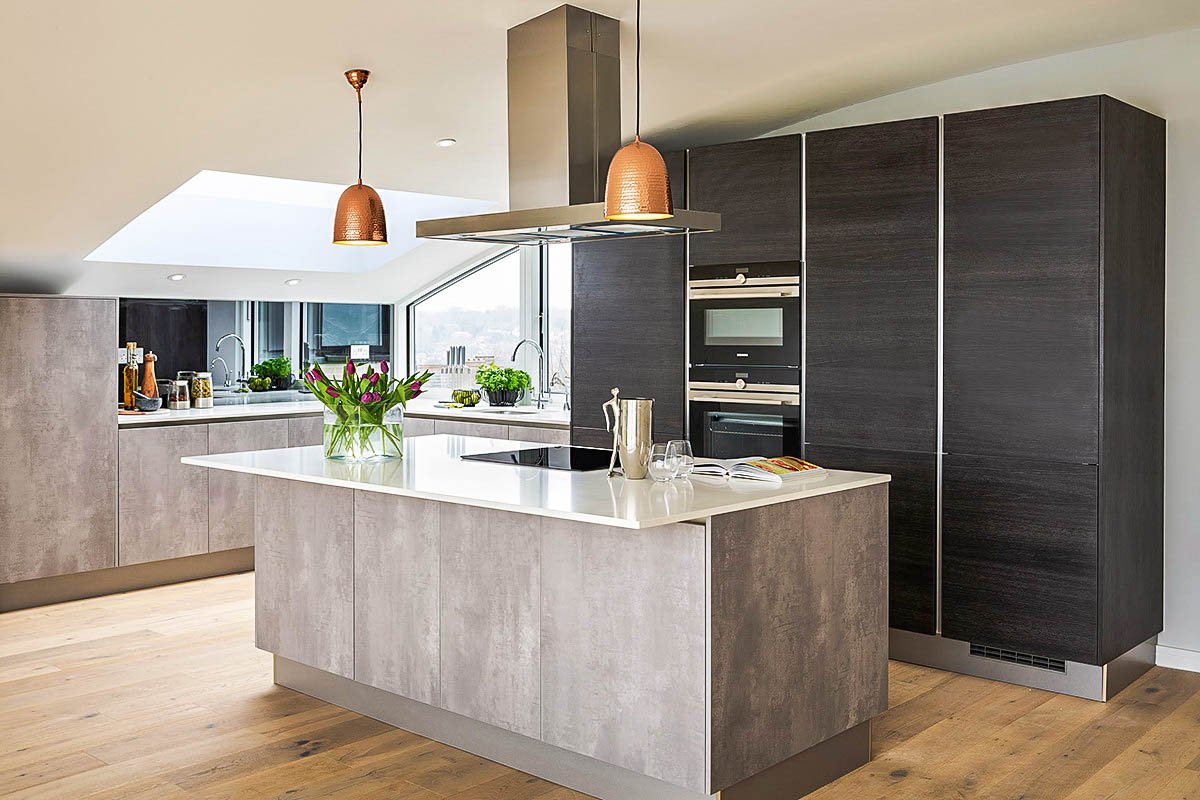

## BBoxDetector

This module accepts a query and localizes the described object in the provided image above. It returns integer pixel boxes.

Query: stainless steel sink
[213,389,312,406]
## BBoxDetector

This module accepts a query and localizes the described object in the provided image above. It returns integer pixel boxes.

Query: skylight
[85,171,495,273]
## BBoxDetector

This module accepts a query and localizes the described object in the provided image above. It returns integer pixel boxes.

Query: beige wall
[769,27,1200,664]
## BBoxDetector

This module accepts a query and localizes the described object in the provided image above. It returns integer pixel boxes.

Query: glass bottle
[122,341,139,411]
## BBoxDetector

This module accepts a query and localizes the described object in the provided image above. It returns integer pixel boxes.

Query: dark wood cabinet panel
[942,455,1098,664]
[571,153,686,443]
[943,97,1100,463]
[688,136,801,266]
[1097,97,1166,663]
[805,118,939,452]
[804,445,937,635]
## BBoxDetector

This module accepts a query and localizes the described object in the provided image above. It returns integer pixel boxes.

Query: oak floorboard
[2,572,1200,800]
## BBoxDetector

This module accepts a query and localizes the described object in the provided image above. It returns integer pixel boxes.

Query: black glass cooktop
[461,446,611,472]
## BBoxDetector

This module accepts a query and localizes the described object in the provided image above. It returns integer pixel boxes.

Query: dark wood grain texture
[805,445,937,635]
[0,297,117,583]
[941,454,1099,664]
[943,97,1100,463]
[570,152,686,441]
[688,135,801,266]
[805,118,938,452]
[1097,96,1166,662]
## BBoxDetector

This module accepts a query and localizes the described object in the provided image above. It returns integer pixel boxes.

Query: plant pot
[269,374,293,390]
[323,406,404,462]
[483,388,523,407]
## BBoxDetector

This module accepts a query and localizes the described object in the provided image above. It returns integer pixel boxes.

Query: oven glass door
[689,296,800,367]
[688,400,802,459]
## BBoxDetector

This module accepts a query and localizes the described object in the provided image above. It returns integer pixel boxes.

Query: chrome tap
[511,338,547,410]
[550,371,570,411]
[216,333,247,383]
[209,357,231,388]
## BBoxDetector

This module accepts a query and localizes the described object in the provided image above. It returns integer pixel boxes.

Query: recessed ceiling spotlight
[167,273,186,281]
[284,278,302,286]
[435,138,457,148]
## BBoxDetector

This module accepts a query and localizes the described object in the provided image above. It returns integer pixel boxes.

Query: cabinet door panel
[433,419,511,440]
[943,98,1100,462]
[208,419,289,551]
[118,425,209,565]
[287,416,323,447]
[404,417,437,437]
[805,445,937,634]
[805,119,938,452]
[942,454,1098,664]
[688,136,801,265]
[0,298,117,582]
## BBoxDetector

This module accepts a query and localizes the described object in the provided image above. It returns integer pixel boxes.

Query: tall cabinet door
[0,297,118,583]
[571,152,687,443]
[943,97,1100,463]
[688,136,801,266]
[805,118,939,452]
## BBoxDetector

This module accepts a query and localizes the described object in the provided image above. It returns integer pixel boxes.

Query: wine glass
[666,439,694,479]
[647,442,679,482]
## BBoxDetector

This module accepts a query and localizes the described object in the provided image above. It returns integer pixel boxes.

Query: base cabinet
[118,425,210,565]
[208,419,289,551]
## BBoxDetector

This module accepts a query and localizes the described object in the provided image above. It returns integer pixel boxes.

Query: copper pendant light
[604,0,673,221]
[333,69,388,246]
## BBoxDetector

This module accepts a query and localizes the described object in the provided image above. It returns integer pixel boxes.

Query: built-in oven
[689,262,801,369]
[687,366,801,459]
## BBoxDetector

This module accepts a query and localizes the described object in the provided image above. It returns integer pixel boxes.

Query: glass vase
[323,406,404,462]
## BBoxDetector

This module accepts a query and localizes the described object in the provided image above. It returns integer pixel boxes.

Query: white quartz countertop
[182,434,890,529]
[117,398,569,429]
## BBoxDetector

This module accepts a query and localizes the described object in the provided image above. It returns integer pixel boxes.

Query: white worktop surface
[182,434,890,529]
[117,398,570,429]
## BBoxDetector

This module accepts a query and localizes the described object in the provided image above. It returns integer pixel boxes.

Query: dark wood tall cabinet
[942,96,1165,665]
[570,151,687,447]
[804,118,940,634]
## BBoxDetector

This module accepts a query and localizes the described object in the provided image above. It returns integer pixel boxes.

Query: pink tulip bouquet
[303,359,433,461]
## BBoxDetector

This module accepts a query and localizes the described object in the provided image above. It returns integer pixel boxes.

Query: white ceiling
[2,0,1198,300]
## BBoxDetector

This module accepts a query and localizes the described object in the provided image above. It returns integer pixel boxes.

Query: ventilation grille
[969,643,1066,673]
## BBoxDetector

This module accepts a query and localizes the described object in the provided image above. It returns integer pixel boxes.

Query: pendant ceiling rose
[604,0,673,221]
[333,68,388,246]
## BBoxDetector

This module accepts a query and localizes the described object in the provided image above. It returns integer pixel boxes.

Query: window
[303,303,392,367]
[408,246,571,395]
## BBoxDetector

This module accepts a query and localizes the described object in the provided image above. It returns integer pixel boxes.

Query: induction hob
[460,445,610,472]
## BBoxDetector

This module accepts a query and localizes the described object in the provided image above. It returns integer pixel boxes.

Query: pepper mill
[141,351,159,398]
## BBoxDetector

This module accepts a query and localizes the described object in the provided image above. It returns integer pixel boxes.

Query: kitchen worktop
[183,433,888,529]
[116,396,569,428]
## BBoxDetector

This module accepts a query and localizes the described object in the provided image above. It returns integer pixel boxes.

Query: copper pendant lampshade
[333,69,388,246]
[604,0,673,221]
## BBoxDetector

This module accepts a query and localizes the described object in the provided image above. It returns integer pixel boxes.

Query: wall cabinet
[0,297,118,583]
[208,419,289,552]
[687,136,801,266]
[118,424,209,565]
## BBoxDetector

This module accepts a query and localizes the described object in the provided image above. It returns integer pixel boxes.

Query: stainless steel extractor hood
[415,4,719,245]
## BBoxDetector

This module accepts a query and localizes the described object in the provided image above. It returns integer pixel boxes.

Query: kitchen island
[184,434,890,800]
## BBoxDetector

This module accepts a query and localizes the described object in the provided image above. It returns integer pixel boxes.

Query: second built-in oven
[689,262,801,369]
[688,366,801,459]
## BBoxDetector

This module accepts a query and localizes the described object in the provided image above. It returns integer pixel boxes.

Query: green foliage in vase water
[303,360,434,457]
[475,362,532,392]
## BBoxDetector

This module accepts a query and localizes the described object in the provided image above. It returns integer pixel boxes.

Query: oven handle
[689,381,799,392]
[689,286,800,300]
[688,276,800,289]
[689,390,800,406]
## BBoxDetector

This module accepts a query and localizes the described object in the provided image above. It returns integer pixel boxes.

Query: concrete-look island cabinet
[185,433,891,800]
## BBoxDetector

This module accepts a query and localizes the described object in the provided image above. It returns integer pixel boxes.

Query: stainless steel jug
[601,387,653,480]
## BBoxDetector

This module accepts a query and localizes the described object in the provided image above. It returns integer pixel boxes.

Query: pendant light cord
[356,88,364,185]
[635,0,641,139]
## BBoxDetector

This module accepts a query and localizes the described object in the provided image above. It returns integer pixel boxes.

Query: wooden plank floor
[1,573,1197,799]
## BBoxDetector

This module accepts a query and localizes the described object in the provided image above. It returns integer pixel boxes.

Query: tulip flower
[379,360,389,374]
[345,361,356,376]
[368,373,379,386]
[409,381,423,398]
[361,392,373,403]
[325,387,340,398]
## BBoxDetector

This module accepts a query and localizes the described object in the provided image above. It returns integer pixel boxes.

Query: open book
[691,455,827,484]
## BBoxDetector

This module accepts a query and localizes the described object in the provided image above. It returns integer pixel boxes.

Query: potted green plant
[251,356,294,390]
[302,360,433,461]
[476,362,531,407]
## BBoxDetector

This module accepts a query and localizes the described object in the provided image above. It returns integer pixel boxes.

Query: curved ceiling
[2,0,1197,298]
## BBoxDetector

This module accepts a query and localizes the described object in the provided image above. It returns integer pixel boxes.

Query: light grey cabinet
[0,296,118,583]
[507,425,570,445]
[255,476,354,679]
[117,424,209,565]
[432,419,511,439]
[403,416,437,437]
[207,419,289,551]
[287,415,323,447]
